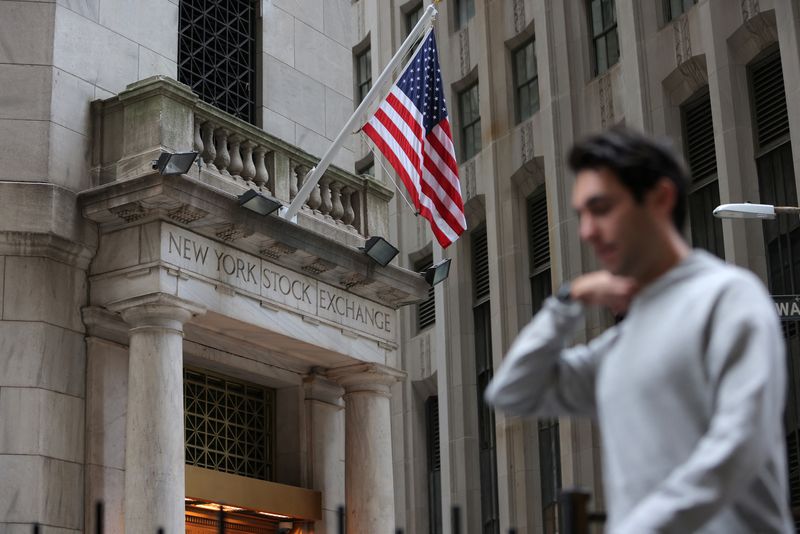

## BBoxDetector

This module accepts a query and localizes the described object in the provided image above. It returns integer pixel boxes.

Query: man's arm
[485,272,635,417]
[615,278,787,533]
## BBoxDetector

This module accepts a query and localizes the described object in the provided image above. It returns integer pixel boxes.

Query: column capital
[327,363,406,396]
[304,371,345,406]
[108,293,205,330]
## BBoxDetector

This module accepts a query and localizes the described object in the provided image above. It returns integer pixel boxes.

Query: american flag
[362,30,467,248]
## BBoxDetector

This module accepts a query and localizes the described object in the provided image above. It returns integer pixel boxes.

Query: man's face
[572,167,658,277]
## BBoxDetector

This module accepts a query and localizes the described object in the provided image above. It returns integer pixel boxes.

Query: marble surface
[0,322,85,396]
[0,455,83,529]
[2,257,86,333]
[0,387,84,463]
[85,337,128,470]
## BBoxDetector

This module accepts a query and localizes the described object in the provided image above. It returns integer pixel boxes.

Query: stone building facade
[370,0,800,533]
[2,0,800,533]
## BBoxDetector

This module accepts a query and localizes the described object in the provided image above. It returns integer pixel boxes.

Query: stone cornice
[78,173,429,309]
[0,231,96,270]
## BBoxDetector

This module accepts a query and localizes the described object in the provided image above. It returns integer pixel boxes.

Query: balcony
[90,76,393,246]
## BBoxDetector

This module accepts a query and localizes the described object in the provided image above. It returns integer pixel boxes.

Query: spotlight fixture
[421,258,451,286]
[238,189,282,216]
[152,151,199,176]
[362,236,399,267]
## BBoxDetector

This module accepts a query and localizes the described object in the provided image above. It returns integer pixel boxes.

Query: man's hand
[571,271,639,315]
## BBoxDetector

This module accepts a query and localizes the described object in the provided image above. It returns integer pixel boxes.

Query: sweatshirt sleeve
[615,278,787,533]
[484,296,617,418]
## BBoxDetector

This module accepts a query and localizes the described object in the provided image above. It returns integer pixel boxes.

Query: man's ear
[647,178,677,221]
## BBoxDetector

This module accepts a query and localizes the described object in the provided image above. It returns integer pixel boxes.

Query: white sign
[161,224,394,341]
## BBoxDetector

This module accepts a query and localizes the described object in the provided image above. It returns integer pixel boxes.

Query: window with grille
[588,0,619,75]
[417,256,436,331]
[184,368,275,481]
[460,83,482,160]
[455,0,475,30]
[664,0,697,21]
[514,39,540,123]
[178,0,258,124]
[406,2,424,37]
[682,88,724,258]
[356,47,372,103]
[539,418,562,534]
[528,189,552,313]
[426,396,443,534]
[749,46,800,529]
[472,225,499,533]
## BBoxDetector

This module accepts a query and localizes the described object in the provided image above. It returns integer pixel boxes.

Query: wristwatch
[556,281,573,303]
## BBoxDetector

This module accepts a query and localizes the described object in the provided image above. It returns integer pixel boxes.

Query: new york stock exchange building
[0,1,434,533]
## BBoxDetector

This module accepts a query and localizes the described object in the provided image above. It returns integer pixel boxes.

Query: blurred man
[485,128,793,533]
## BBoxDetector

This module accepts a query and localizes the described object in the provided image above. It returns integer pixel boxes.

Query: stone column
[328,364,405,533]
[109,294,205,534]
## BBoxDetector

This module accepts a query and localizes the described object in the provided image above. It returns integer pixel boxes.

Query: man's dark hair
[567,127,690,230]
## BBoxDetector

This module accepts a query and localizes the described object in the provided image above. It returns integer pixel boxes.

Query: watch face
[557,282,572,302]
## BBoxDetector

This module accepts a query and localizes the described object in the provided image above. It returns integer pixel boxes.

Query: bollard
[218,508,226,534]
[33,524,40,534]
[337,505,345,534]
[559,489,591,534]
[451,506,461,534]
[95,501,104,534]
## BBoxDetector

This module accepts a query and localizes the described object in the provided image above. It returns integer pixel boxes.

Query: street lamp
[713,203,800,220]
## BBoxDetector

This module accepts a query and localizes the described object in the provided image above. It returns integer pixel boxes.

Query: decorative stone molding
[459,29,470,78]
[107,292,206,330]
[167,204,208,224]
[513,0,526,33]
[521,122,534,163]
[673,15,691,65]
[340,273,372,290]
[302,258,335,275]
[741,0,760,20]
[327,363,406,397]
[598,73,615,128]
[259,241,297,260]
[463,159,477,201]
[110,202,148,223]
[215,224,248,242]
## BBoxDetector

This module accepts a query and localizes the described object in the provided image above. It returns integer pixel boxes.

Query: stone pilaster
[328,363,405,534]
[108,293,205,534]
[303,373,345,534]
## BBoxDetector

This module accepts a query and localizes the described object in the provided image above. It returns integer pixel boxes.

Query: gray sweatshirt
[485,251,794,533]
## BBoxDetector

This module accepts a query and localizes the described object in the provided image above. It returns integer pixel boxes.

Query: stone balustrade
[91,76,392,240]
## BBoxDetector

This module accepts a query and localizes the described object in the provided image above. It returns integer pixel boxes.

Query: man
[485,127,793,533]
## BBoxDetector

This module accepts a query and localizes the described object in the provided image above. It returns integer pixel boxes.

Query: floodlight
[238,189,282,216]
[421,258,451,286]
[152,151,199,176]
[362,236,399,267]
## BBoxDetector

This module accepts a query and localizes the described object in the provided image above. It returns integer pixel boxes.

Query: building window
[528,189,551,313]
[356,47,372,103]
[749,46,800,530]
[664,0,697,21]
[178,0,258,124]
[459,83,481,160]
[588,0,619,75]
[426,396,443,534]
[682,88,724,258]
[184,368,275,481]
[406,2,424,37]
[417,256,437,331]
[539,418,562,534]
[455,0,475,30]
[472,226,500,534]
[514,38,540,123]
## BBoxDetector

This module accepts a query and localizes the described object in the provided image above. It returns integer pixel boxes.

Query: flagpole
[281,3,438,221]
